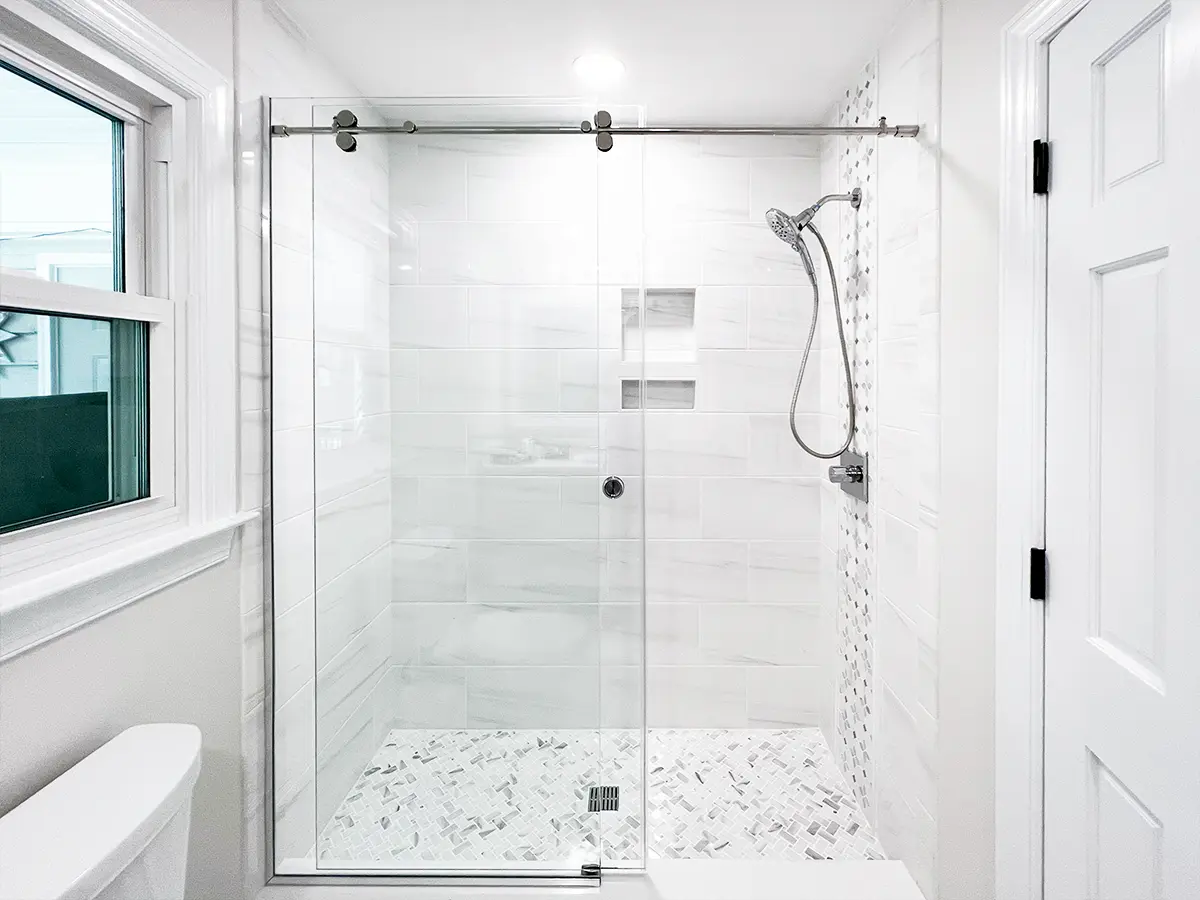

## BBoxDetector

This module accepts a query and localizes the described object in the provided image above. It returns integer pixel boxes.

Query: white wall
[937,0,1027,898]
[0,3,249,900]
[0,558,245,900]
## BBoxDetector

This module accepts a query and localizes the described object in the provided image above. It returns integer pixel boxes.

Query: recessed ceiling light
[573,53,624,88]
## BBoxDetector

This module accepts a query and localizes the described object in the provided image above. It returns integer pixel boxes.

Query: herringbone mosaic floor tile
[317,728,884,867]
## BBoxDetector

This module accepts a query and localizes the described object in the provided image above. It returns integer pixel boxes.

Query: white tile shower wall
[822,2,942,896]
[640,137,828,731]
[236,0,392,874]
[387,130,830,731]
[388,132,606,731]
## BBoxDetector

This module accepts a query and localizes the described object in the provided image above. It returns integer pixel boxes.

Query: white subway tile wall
[386,130,827,735]
[822,2,942,896]
[240,0,394,870]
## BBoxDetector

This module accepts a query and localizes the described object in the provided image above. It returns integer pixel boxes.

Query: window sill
[0,511,257,662]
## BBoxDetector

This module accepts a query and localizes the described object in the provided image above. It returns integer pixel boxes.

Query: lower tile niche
[317,728,884,867]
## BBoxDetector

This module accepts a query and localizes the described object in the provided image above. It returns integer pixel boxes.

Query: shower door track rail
[270,109,920,151]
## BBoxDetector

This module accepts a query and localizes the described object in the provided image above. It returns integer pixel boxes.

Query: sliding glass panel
[305,99,621,877]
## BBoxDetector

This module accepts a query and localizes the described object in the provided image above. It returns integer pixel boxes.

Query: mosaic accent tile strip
[317,728,883,867]
[834,58,879,818]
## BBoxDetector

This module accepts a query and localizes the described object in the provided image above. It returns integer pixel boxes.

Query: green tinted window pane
[0,307,148,532]
[0,62,122,291]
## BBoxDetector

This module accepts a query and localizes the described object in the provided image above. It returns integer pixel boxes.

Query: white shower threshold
[259,860,923,900]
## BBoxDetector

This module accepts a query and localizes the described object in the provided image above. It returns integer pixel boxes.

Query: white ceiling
[276,0,912,124]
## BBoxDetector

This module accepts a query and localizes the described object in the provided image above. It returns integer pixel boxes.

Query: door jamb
[995,2,1089,900]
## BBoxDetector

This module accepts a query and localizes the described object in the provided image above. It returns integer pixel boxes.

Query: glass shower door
[307,99,614,876]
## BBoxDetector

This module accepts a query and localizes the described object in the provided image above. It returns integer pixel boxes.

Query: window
[0,63,151,534]
[0,61,123,290]
[0,309,148,533]
[0,0,242,660]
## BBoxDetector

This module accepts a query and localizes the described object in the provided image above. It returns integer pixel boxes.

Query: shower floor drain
[587,785,619,812]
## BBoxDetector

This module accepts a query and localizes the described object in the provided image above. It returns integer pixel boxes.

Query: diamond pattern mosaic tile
[834,58,879,818]
[317,729,884,867]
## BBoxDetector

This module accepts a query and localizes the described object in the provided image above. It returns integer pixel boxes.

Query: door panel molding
[998,1,1200,899]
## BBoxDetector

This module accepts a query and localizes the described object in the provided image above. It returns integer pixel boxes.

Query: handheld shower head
[764,188,862,248]
[765,208,804,246]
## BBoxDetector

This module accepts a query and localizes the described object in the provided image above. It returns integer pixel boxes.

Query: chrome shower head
[765,208,803,246]
[764,188,863,247]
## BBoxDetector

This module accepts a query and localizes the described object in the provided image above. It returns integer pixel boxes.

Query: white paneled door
[1044,0,1199,898]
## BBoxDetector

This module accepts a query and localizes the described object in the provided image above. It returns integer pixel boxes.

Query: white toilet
[0,724,202,900]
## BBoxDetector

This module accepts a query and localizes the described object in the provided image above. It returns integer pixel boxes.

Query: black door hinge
[1030,548,1047,600]
[1033,140,1051,195]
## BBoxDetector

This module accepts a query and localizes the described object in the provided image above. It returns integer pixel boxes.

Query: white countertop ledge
[0,512,257,662]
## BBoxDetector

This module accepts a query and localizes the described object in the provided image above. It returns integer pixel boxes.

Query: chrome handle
[828,465,864,484]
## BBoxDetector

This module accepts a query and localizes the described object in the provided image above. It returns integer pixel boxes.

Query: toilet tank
[0,724,202,900]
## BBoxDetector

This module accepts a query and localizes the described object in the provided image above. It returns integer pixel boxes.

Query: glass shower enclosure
[269,97,648,879]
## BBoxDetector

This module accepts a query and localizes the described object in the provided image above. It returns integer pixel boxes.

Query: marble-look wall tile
[389,665,468,728]
[392,540,468,602]
[273,426,314,523]
[748,540,822,602]
[390,146,467,222]
[416,476,563,540]
[466,540,602,604]
[749,156,823,223]
[272,338,314,431]
[644,413,748,475]
[748,414,824,476]
[466,413,600,476]
[274,680,314,797]
[467,286,599,350]
[315,478,391,589]
[273,510,315,616]
[314,343,390,424]
[746,666,824,727]
[275,596,315,707]
[604,540,643,604]
[390,286,469,348]
[694,287,749,348]
[701,478,821,540]
[392,413,467,475]
[701,223,811,286]
[644,154,751,225]
[604,602,699,666]
[747,286,818,350]
[697,350,819,413]
[419,222,597,285]
[418,349,560,412]
[316,414,391,505]
[316,605,389,743]
[699,603,822,665]
[465,666,600,729]
[379,131,843,740]
[316,679,378,826]
[393,603,599,668]
[648,666,747,728]
[646,540,748,604]
[466,153,597,223]
[316,545,391,669]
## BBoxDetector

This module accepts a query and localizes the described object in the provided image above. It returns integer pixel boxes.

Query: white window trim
[0,0,252,662]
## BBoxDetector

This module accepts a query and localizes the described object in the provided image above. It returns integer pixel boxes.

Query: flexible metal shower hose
[788,223,856,459]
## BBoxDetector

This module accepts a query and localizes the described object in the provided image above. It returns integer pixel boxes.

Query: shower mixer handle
[828,465,864,484]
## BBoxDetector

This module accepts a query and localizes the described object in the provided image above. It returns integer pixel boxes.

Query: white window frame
[0,0,250,661]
